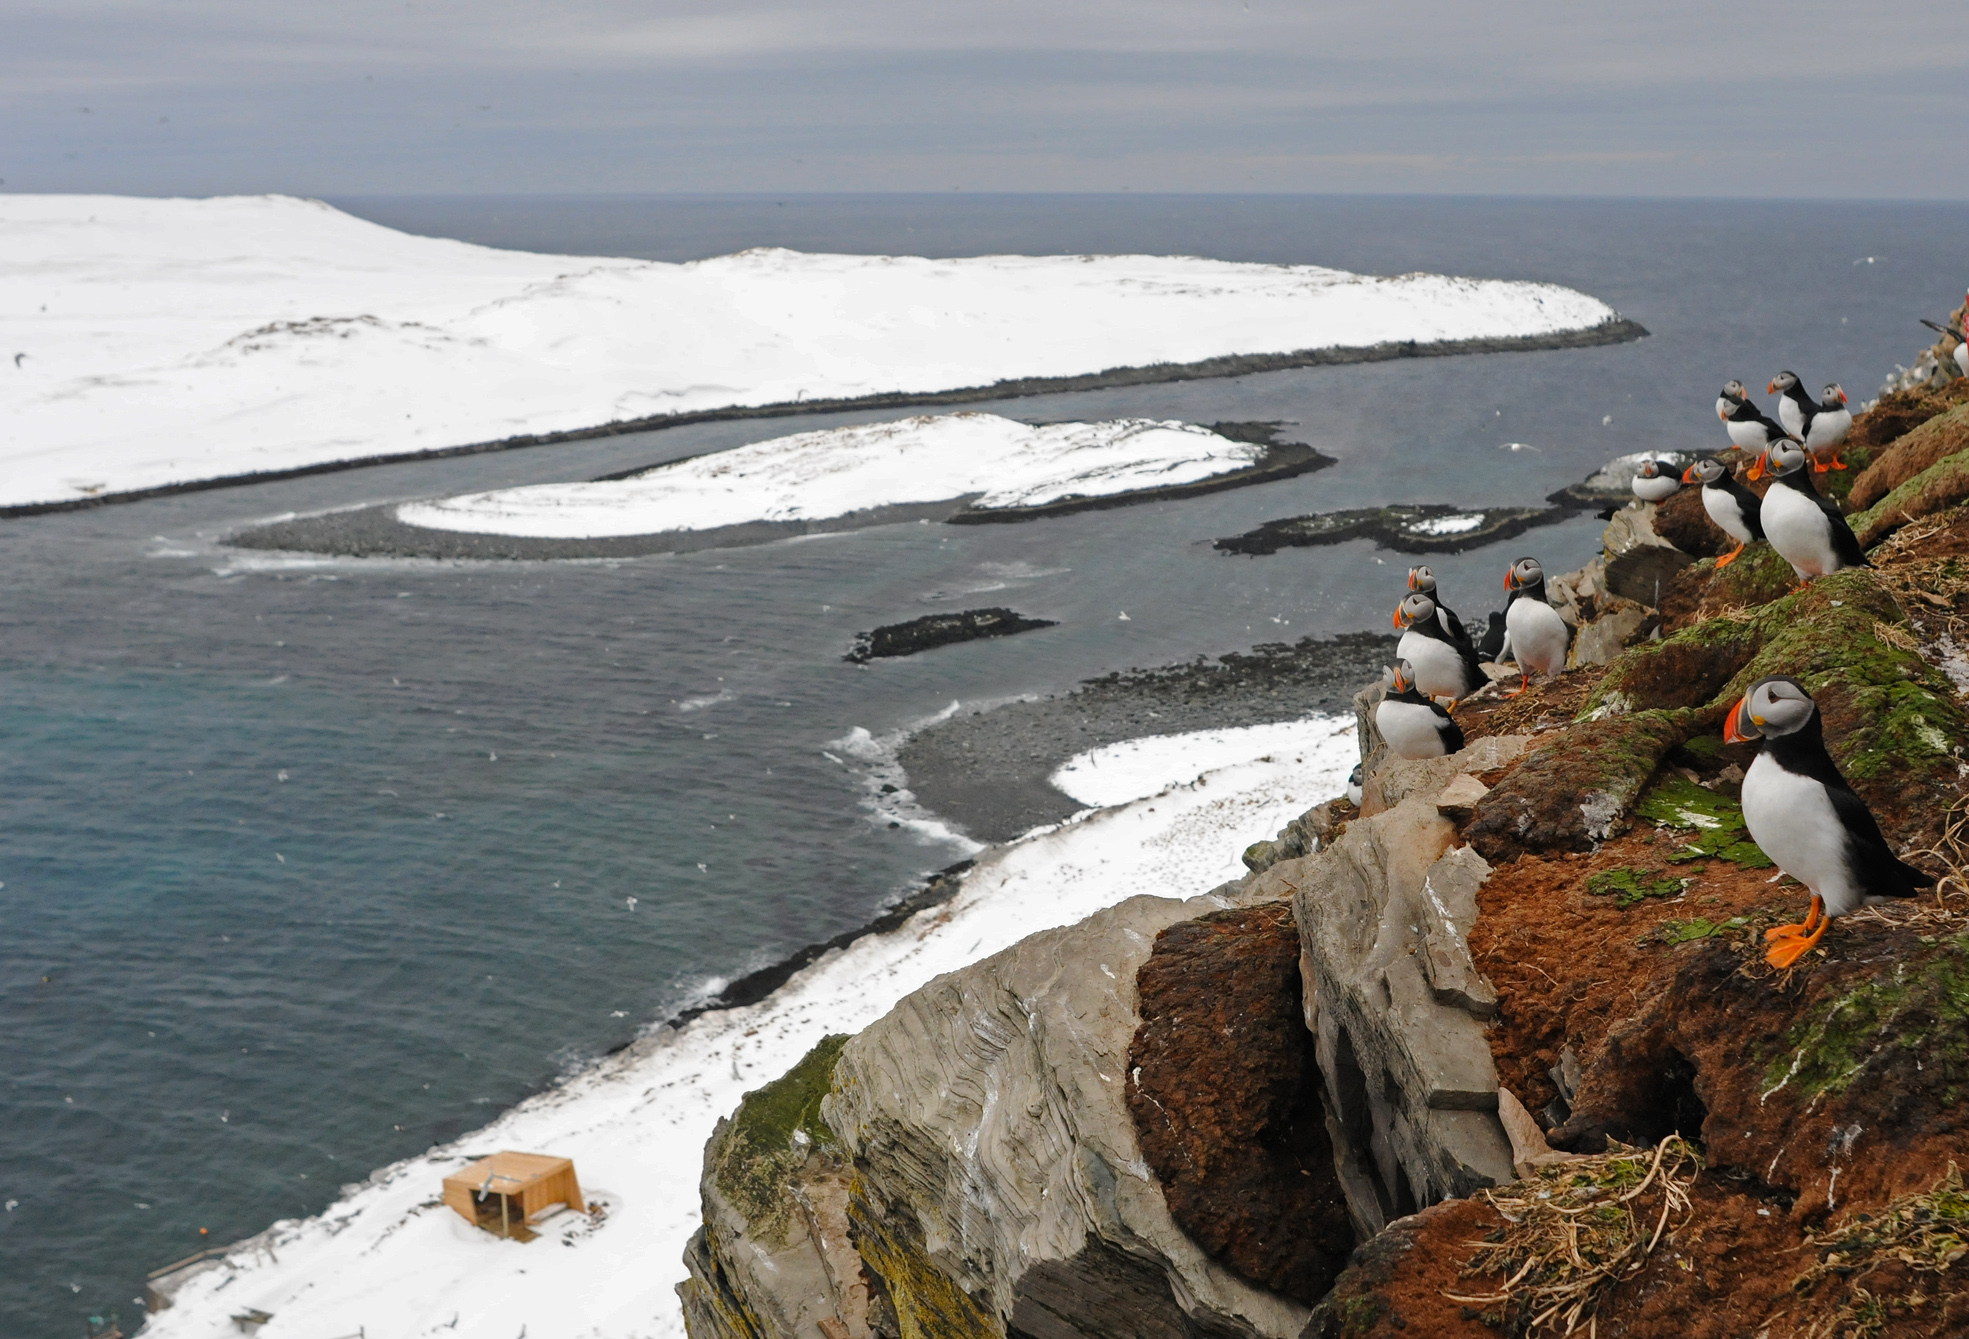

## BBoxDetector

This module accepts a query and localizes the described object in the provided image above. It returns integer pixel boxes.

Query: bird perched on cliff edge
[1631,459,1683,504]
[1919,291,1969,377]
[1756,442,1870,583]
[1681,457,1765,568]
[1726,676,1932,969]
[1771,372,1852,472]
[1376,661,1466,760]
[1394,592,1485,705]
[1718,380,1798,477]
[1406,565,1474,652]
[1503,557,1570,694]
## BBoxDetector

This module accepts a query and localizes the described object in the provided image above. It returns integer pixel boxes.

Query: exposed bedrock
[817,881,1335,1339]
[1290,738,1529,1238]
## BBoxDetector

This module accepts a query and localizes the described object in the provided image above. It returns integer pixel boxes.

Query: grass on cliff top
[1449,1136,1703,1337]
[710,1033,849,1244]
[1759,935,1969,1108]
[1791,1163,1969,1339]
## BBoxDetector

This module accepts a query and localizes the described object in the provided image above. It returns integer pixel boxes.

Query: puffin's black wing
[1811,490,1873,568]
[1826,784,1934,898]
[1722,476,1766,540]
[1439,712,1466,754]
[1438,602,1473,652]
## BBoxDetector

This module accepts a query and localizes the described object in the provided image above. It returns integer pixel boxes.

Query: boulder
[1291,738,1530,1238]
[1601,503,1695,606]
[1569,596,1657,667]
[822,887,1317,1339]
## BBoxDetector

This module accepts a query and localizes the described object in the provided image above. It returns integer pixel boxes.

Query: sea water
[2,194,1963,1336]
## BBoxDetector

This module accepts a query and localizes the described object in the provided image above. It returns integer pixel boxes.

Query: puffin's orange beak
[1393,608,1404,629]
[1767,379,1777,394]
[1681,465,1699,484]
[1838,389,1848,404]
[1748,450,1767,481]
[1723,697,1749,744]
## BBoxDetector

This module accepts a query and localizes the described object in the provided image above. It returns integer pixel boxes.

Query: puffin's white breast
[1396,631,1469,699]
[1505,599,1569,677]
[1778,397,1808,440]
[1740,753,1863,916]
[1376,698,1451,759]
[1762,484,1838,579]
[1806,408,1851,452]
[1701,485,1754,545]
[1632,475,1681,503]
[1725,420,1770,453]
[1957,342,1968,376]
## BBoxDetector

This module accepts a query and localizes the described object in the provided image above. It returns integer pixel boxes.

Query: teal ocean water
[3,194,1964,1336]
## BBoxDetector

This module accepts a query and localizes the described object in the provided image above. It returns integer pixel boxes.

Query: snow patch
[1049,716,1356,808]
[395,415,1261,539]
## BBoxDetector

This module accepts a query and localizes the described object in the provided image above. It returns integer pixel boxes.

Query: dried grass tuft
[1446,1136,1702,1337]
[1789,1163,1969,1339]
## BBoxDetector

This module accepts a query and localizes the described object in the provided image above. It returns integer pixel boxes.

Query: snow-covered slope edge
[1,195,1640,514]
[136,715,1359,1339]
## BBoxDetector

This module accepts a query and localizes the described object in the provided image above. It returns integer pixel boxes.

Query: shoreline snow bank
[394,414,1262,538]
[139,714,1356,1339]
[2,194,1622,510]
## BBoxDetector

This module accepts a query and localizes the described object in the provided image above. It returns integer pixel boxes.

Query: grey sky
[4,0,1966,197]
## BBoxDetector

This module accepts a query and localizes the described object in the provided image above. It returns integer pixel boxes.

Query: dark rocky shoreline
[844,608,1058,663]
[1,317,1645,520]
[896,630,1396,843]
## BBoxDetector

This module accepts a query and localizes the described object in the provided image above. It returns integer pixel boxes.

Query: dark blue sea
[3,194,1964,1337]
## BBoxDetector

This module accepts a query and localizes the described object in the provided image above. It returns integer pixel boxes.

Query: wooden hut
[442,1151,583,1240]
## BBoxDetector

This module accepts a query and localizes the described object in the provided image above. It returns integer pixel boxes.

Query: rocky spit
[677,360,1969,1339]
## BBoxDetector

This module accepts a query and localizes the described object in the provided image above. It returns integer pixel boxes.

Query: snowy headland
[139,715,1358,1339]
[1,194,1633,512]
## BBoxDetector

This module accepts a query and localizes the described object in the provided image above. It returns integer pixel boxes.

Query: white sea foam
[141,717,1359,1339]
[2,194,1620,510]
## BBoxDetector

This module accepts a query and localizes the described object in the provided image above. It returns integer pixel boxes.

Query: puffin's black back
[1715,473,1767,541]
[1776,468,1871,569]
[1764,710,1932,898]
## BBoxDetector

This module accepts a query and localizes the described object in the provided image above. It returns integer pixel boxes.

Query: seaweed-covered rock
[1848,402,1969,511]
[1213,503,1568,557]
[1126,904,1355,1304]
[845,608,1056,663]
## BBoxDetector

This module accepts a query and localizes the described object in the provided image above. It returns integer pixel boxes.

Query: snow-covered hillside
[0,194,1623,511]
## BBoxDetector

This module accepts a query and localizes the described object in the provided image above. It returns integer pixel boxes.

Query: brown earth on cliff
[1127,903,1356,1305]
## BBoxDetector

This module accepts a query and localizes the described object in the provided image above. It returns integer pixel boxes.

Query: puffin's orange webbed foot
[1716,543,1745,569]
[1765,897,1827,967]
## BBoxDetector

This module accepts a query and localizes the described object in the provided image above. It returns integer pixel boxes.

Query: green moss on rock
[1851,447,1969,548]
[848,1175,1002,1339]
[1634,773,1773,869]
[710,1034,849,1245]
[1761,936,1969,1108]
[1585,866,1689,908]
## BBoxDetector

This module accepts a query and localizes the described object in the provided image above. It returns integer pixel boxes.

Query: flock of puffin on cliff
[1371,315,1967,967]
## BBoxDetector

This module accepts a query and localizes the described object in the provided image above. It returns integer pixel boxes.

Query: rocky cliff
[682,360,1969,1339]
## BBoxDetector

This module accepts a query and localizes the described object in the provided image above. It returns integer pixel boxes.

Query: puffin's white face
[1505,557,1543,592]
[1637,460,1661,480]
[1770,370,1799,395]
[1824,383,1847,405]
[1387,660,1417,694]
[1722,379,1749,401]
[1767,442,1809,476]
[1407,564,1437,594]
[1730,676,1816,740]
[1394,594,1436,630]
[1685,458,1727,486]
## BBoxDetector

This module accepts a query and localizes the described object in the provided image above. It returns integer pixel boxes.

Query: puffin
[1919,293,1969,377]
[1376,660,1466,760]
[1681,457,1765,568]
[1805,383,1853,472]
[1726,676,1933,969]
[1755,442,1871,582]
[1718,379,1797,475]
[1406,564,1475,652]
[1346,762,1365,807]
[1631,459,1684,504]
[1771,372,1852,472]
[1503,557,1570,693]
[1394,592,1485,704]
